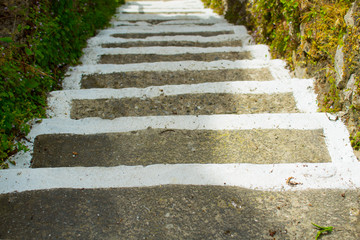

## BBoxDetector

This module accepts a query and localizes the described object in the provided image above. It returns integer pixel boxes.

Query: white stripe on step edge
[0,162,359,194]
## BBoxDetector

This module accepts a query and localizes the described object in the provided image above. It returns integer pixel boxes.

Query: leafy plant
[312,223,334,239]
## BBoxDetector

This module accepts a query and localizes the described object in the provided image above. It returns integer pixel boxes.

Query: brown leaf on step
[286,177,302,186]
[269,230,276,237]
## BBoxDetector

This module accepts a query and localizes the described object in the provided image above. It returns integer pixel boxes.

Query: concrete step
[49,79,317,118]
[88,25,251,48]
[113,13,223,22]
[122,1,204,10]
[98,25,244,36]
[112,19,225,26]
[10,113,356,169]
[111,30,234,38]
[119,8,209,14]
[69,93,298,119]
[63,60,291,90]
[123,0,204,8]
[81,46,269,64]
[99,51,252,64]
[80,68,272,89]
[1,186,359,239]
[31,128,329,168]
[100,39,243,48]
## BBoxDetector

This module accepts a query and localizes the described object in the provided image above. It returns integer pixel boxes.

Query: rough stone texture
[81,68,274,89]
[335,45,345,89]
[102,39,243,48]
[70,93,298,119]
[31,129,330,167]
[344,74,356,102]
[345,1,357,27]
[112,31,234,38]
[99,52,252,64]
[0,186,359,239]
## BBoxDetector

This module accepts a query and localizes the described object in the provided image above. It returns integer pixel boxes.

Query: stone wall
[220,0,360,147]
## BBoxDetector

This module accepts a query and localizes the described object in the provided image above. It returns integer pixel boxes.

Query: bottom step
[0,186,359,239]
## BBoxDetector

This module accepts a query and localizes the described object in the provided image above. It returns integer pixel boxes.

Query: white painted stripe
[1,162,359,193]
[88,25,249,46]
[49,79,316,118]
[121,4,204,10]
[119,9,208,14]
[123,0,204,8]
[80,45,269,64]
[29,114,328,137]
[290,79,318,113]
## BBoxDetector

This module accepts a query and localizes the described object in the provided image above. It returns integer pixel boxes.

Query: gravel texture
[101,39,243,48]
[70,93,298,119]
[0,186,359,239]
[111,30,234,38]
[99,51,252,64]
[31,128,330,167]
[81,68,274,89]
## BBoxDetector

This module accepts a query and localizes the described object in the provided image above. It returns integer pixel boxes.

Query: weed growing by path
[312,222,334,239]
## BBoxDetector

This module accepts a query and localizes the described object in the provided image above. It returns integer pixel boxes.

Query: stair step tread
[80,68,273,89]
[101,39,243,48]
[70,93,298,119]
[1,186,358,239]
[113,13,223,21]
[31,128,329,168]
[99,51,253,64]
[80,46,269,65]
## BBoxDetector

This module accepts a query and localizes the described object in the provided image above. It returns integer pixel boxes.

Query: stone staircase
[0,0,359,238]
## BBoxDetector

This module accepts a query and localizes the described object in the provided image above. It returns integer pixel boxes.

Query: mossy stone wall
[205,0,360,149]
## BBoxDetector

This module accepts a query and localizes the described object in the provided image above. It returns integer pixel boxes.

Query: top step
[114,13,222,21]
[118,0,214,14]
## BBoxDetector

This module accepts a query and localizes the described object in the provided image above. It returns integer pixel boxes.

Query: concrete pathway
[1,0,360,239]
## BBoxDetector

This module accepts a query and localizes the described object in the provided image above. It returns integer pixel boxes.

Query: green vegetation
[201,0,224,14]
[312,223,334,239]
[204,0,360,151]
[0,0,124,168]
